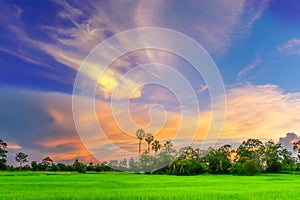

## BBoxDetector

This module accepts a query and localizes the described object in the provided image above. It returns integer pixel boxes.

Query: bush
[168,159,208,176]
[230,157,261,175]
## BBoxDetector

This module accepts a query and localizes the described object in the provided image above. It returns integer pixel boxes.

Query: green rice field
[0,172,299,199]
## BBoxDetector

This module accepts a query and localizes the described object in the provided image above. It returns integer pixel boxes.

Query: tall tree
[236,139,264,160]
[136,129,145,159]
[15,152,28,170]
[0,139,8,170]
[294,140,300,158]
[31,161,38,171]
[233,139,265,174]
[151,140,161,157]
[42,156,54,171]
[42,156,53,166]
[73,159,86,173]
[205,145,232,174]
[263,140,283,172]
[145,133,154,153]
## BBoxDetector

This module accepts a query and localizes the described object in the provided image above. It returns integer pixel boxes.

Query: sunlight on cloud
[2,82,300,163]
[7,143,22,150]
[222,84,300,140]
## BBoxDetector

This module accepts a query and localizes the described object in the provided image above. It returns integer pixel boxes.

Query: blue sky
[0,0,300,164]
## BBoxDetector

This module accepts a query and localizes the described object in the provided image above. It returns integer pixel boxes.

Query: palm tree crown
[151,140,161,156]
[145,133,154,153]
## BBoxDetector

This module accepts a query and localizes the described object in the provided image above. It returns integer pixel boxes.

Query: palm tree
[145,133,154,153]
[151,140,161,157]
[136,129,145,159]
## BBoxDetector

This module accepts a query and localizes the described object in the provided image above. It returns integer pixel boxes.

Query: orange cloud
[221,84,300,141]
[7,144,21,150]
[12,83,300,163]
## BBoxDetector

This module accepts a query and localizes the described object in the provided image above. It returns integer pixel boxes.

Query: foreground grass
[0,172,299,199]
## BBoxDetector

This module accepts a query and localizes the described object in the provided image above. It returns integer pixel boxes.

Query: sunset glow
[1,0,300,165]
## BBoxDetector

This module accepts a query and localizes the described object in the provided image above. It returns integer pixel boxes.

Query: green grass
[0,172,299,199]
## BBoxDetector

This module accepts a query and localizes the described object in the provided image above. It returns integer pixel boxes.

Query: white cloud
[279,133,299,156]
[134,0,271,54]
[277,38,300,56]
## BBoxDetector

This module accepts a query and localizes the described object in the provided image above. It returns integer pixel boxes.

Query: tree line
[1,131,300,175]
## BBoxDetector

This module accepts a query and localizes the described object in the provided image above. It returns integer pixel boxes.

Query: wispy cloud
[221,84,300,140]
[0,47,54,70]
[237,55,261,81]
[277,38,300,56]
[133,0,271,54]
[245,0,270,29]
[0,0,272,101]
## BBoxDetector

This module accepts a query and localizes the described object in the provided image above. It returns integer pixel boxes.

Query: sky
[0,0,300,165]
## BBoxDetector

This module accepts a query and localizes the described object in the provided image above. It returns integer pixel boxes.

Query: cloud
[245,0,270,29]
[277,38,300,56]
[221,84,300,141]
[1,0,271,78]
[0,47,54,70]
[0,1,145,99]
[2,1,298,164]
[0,88,96,164]
[134,0,271,54]
[2,83,300,164]
[278,133,299,156]
[0,1,272,109]
[237,55,261,81]
[7,143,21,150]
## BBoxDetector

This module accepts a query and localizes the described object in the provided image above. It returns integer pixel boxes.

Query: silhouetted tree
[0,139,8,170]
[42,156,54,171]
[136,129,145,159]
[145,133,154,153]
[31,161,38,171]
[56,163,70,171]
[72,159,86,173]
[151,140,161,157]
[86,162,95,171]
[15,152,28,170]
[169,158,207,175]
[42,156,53,166]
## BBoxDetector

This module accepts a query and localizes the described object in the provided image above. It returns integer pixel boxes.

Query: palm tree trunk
[148,143,150,153]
